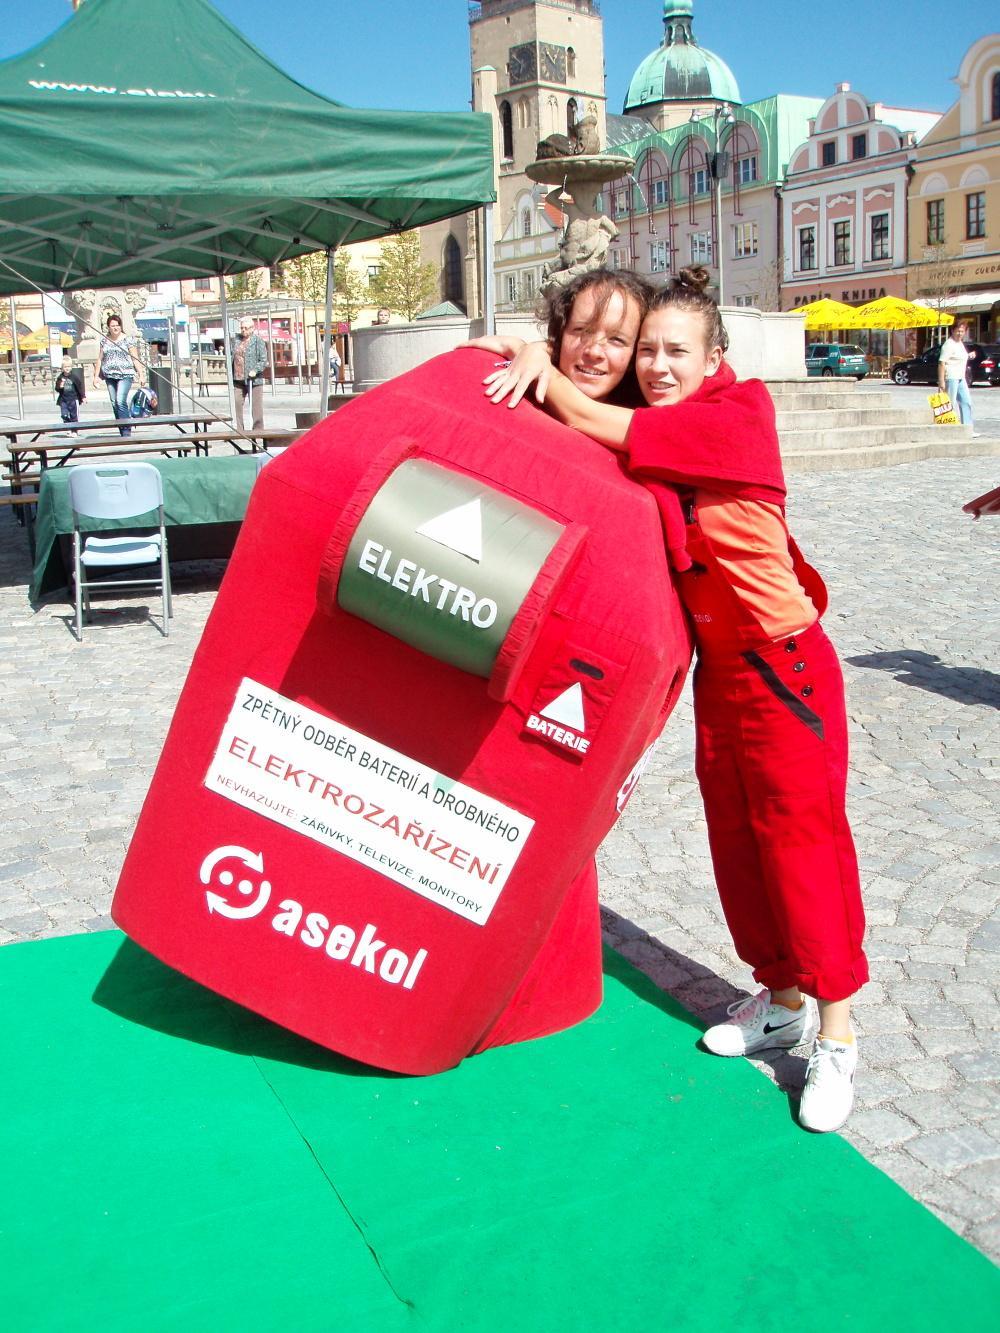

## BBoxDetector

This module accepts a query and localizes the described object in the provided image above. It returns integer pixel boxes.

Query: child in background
[54,353,85,423]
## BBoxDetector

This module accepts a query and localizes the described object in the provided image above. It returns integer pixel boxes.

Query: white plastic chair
[253,446,288,479]
[68,463,172,640]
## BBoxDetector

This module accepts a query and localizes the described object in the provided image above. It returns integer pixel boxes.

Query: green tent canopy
[0,0,495,296]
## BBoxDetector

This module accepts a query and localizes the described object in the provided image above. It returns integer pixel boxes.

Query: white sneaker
[701,989,813,1057]
[798,1035,858,1133]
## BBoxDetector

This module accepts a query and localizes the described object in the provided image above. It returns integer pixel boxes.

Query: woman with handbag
[93,314,145,437]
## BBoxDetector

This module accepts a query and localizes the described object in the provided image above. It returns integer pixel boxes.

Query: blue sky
[2,1,990,116]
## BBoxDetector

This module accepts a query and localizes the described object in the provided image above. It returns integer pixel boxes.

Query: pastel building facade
[611,94,821,309]
[907,34,1000,341]
[781,85,939,316]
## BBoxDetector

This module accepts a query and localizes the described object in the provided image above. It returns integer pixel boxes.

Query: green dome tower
[624,2,741,129]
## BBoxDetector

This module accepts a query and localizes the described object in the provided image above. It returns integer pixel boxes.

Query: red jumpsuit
[627,365,868,1003]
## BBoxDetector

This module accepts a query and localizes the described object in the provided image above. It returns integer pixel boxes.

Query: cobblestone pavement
[0,431,997,1262]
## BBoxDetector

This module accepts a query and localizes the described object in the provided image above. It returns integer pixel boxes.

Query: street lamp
[690,103,735,306]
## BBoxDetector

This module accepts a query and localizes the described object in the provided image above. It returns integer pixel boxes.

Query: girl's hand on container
[482,341,553,408]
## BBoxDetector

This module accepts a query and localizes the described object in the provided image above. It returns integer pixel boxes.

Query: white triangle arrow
[416,498,483,562]
[539,683,586,732]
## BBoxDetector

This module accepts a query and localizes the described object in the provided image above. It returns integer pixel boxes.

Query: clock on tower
[507,42,538,86]
[539,42,567,84]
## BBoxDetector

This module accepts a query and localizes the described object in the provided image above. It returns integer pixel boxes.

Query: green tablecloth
[29,455,259,602]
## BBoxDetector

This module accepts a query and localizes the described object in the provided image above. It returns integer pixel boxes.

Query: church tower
[469,1,606,310]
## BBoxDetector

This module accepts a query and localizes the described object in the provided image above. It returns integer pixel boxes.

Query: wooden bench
[0,413,228,449]
[0,491,39,553]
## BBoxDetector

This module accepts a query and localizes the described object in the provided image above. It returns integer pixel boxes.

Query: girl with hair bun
[471,265,867,1134]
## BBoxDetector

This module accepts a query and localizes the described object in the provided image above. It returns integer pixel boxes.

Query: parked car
[972,344,1000,386]
[891,342,1000,387]
[805,343,870,379]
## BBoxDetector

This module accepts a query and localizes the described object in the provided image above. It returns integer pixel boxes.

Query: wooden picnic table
[1,429,300,548]
[0,412,227,450]
[5,427,299,479]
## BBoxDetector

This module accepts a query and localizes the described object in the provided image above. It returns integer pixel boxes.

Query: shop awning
[135,317,170,339]
[915,291,1000,314]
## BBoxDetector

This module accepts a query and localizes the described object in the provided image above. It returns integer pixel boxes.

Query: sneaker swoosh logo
[762,1018,801,1034]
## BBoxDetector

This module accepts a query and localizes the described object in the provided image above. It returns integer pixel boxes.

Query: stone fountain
[526,121,635,296]
[61,286,148,367]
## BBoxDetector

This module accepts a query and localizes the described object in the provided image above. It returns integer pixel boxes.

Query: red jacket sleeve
[625,363,787,503]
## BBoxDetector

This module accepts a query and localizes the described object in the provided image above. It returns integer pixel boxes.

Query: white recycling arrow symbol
[539,683,586,733]
[416,498,483,562]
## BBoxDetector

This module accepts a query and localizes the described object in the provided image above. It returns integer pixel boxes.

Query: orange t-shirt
[694,490,817,642]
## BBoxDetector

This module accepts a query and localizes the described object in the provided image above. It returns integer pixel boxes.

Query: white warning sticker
[204,678,533,925]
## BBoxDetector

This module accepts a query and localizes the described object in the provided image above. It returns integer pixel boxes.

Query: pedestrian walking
[93,314,144,436]
[232,316,267,433]
[938,321,974,430]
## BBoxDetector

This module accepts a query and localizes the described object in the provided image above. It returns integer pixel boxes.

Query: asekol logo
[200,845,427,991]
[356,495,498,629]
[525,682,590,755]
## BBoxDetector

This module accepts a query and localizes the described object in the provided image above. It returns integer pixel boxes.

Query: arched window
[521,208,532,238]
[992,71,1000,121]
[567,97,578,136]
[443,235,463,305]
[567,47,577,80]
[517,98,530,130]
[499,101,513,160]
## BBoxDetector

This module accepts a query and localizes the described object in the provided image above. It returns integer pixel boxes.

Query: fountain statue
[526,118,635,297]
[62,286,148,366]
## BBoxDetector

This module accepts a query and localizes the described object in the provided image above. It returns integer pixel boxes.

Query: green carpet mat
[1,932,995,1331]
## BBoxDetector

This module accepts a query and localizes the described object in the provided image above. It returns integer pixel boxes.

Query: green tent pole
[320,248,334,414]
[295,302,303,390]
[9,297,24,419]
[167,309,178,410]
[266,302,276,398]
[218,276,236,427]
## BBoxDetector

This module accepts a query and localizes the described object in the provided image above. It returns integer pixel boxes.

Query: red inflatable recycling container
[112,349,691,1074]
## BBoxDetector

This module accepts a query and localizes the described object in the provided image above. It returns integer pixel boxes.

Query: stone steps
[784,434,1000,473]
[781,422,970,452]
[768,378,857,398]
[776,405,932,431]
[773,390,898,412]
[764,376,992,470]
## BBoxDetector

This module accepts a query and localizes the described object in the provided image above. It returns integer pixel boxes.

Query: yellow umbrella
[847,296,953,330]
[796,298,858,331]
[847,296,953,372]
[0,326,73,351]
